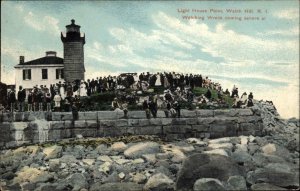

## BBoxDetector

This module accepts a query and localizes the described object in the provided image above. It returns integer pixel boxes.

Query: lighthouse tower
[61,19,85,82]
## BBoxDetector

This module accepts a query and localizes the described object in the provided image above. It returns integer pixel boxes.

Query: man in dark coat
[8,88,16,112]
[17,86,26,112]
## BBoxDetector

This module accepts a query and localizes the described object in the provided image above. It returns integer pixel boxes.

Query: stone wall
[0,109,263,149]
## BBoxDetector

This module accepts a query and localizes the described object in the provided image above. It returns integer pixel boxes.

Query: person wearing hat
[8,87,16,112]
[17,86,26,112]
[27,90,33,112]
[173,101,181,118]
[31,87,38,111]
[45,89,52,112]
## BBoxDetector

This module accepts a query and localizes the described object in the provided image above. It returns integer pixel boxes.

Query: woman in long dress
[59,84,65,100]
[155,73,162,86]
[79,81,87,97]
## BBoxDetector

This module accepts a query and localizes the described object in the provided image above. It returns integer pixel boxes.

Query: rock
[119,172,125,179]
[90,182,143,191]
[239,136,249,145]
[111,142,127,152]
[208,143,233,150]
[97,155,112,163]
[13,166,42,183]
[114,158,131,165]
[208,137,239,144]
[170,149,186,163]
[65,173,87,190]
[132,173,147,184]
[251,183,288,190]
[43,145,63,160]
[262,143,290,159]
[142,154,157,164]
[103,172,119,183]
[99,162,111,174]
[132,158,145,164]
[82,159,95,166]
[235,144,248,152]
[203,149,228,157]
[227,175,247,190]
[95,144,111,155]
[246,163,299,188]
[31,172,54,184]
[252,153,286,167]
[176,154,242,191]
[232,150,252,163]
[49,159,60,172]
[144,173,174,191]
[1,171,15,180]
[156,153,172,160]
[249,135,255,143]
[76,134,83,139]
[59,154,77,164]
[186,138,207,146]
[124,142,160,158]
[193,178,225,191]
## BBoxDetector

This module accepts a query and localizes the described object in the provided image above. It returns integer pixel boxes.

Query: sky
[1,1,299,119]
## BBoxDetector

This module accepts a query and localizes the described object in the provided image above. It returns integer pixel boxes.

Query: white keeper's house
[14,19,86,93]
[14,51,64,91]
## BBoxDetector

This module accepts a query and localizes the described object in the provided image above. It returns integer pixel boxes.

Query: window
[23,69,31,80]
[56,69,64,79]
[42,69,48,79]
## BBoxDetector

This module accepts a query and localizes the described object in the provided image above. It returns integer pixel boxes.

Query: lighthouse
[61,19,85,82]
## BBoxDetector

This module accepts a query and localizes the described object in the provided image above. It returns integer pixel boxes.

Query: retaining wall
[0,109,263,149]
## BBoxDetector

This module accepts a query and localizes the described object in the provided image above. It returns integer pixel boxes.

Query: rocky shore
[0,101,299,191]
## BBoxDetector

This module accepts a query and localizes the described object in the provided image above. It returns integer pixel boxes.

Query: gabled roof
[16,56,63,66]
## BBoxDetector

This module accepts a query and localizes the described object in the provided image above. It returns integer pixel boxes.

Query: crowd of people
[3,72,254,118]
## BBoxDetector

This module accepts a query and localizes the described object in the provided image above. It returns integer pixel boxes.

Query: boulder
[90,182,143,191]
[49,159,60,172]
[82,159,95,166]
[144,173,174,191]
[132,173,147,184]
[176,153,242,191]
[261,143,290,159]
[59,154,77,164]
[251,183,288,190]
[124,142,160,158]
[97,155,113,163]
[142,154,157,164]
[227,175,247,190]
[193,178,225,191]
[208,143,233,150]
[111,142,127,152]
[186,138,207,146]
[232,150,252,163]
[99,162,112,174]
[65,173,87,190]
[246,163,299,188]
[208,137,239,144]
[203,149,229,157]
[43,145,62,160]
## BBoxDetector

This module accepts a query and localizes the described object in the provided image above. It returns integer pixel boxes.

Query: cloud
[257,26,299,37]
[24,11,60,36]
[153,12,298,63]
[273,8,299,20]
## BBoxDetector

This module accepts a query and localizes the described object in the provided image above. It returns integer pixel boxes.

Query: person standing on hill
[27,91,33,112]
[205,89,212,100]
[143,99,151,119]
[8,88,16,112]
[17,86,26,112]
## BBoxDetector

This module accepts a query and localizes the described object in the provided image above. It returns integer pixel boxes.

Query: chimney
[19,56,24,64]
[46,51,57,57]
